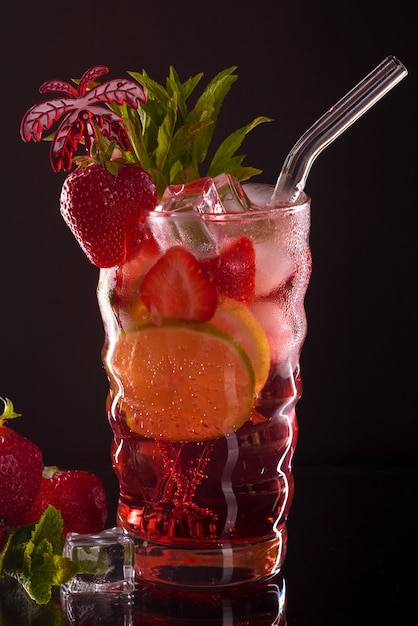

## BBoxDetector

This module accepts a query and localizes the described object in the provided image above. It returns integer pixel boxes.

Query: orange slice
[108,321,255,442]
[210,297,270,392]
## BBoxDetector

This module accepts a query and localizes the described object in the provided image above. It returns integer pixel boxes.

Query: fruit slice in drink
[108,321,256,441]
[210,296,270,392]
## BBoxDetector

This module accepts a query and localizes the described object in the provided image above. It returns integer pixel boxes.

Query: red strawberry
[60,163,157,268]
[0,398,43,526]
[17,466,108,535]
[139,246,217,322]
[201,236,256,303]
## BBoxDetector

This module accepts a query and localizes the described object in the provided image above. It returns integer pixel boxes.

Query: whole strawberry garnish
[21,65,270,267]
[0,397,43,526]
[201,236,256,303]
[60,162,157,267]
[140,246,217,322]
[17,466,108,536]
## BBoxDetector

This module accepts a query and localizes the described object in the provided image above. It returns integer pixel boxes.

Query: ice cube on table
[62,527,135,595]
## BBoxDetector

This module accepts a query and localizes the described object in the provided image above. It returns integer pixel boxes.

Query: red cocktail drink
[20,64,315,589]
[98,180,311,586]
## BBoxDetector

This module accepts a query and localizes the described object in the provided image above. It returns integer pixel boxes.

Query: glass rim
[150,190,311,223]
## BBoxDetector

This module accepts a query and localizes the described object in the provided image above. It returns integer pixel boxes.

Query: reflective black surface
[1,463,417,625]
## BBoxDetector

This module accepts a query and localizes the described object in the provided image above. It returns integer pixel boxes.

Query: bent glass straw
[271,56,408,204]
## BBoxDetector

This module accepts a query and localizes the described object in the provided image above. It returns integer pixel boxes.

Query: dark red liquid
[108,369,301,586]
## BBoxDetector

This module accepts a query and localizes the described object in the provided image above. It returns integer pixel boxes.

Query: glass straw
[271,56,408,204]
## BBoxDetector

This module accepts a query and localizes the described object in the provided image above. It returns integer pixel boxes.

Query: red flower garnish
[20,65,146,172]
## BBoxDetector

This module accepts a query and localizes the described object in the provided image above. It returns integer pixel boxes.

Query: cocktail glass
[97,177,311,587]
[20,55,407,593]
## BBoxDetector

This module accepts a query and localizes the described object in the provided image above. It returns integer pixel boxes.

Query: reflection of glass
[98,179,311,587]
[134,574,287,624]
[60,574,286,624]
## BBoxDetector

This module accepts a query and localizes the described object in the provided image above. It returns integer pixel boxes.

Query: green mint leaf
[169,120,213,173]
[227,165,263,181]
[0,506,81,605]
[30,505,64,551]
[123,116,152,169]
[155,92,178,174]
[0,576,68,626]
[114,66,270,198]
[208,116,272,179]
[166,67,203,124]
[189,67,238,164]
[129,70,170,109]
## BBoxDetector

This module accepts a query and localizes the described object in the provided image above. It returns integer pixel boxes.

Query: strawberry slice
[140,246,217,322]
[201,236,256,303]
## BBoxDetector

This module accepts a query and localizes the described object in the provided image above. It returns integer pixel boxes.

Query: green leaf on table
[0,505,80,605]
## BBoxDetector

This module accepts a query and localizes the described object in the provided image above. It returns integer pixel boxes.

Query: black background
[0,1,417,623]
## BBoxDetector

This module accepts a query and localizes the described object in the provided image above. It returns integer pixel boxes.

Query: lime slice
[210,297,270,392]
[108,321,255,442]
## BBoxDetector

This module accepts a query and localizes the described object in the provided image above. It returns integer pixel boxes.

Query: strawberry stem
[0,396,21,427]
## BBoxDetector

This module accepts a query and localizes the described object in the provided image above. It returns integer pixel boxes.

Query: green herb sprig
[0,506,81,605]
[112,66,271,199]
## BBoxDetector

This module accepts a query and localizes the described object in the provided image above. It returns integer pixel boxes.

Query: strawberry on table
[16,466,108,536]
[140,246,218,323]
[0,397,43,526]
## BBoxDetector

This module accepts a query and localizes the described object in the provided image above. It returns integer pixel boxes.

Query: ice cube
[249,301,297,376]
[242,181,275,208]
[147,175,253,259]
[148,178,218,259]
[155,177,223,214]
[147,210,217,259]
[62,527,135,595]
[254,240,296,297]
[155,174,251,214]
[211,173,252,213]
